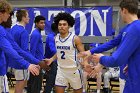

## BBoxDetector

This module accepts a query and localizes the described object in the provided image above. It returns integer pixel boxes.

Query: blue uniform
[99,20,140,93]
[44,33,56,58]
[27,28,44,93]
[30,28,44,60]
[11,24,32,81]
[0,25,30,76]
[11,24,29,52]
[44,33,57,93]
[4,28,39,69]
[10,24,31,69]
[90,26,128,79]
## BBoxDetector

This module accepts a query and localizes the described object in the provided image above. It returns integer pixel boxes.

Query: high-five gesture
[89,63,104,78]
[92,53,104,63]
[77,50,91,58]
[28,64,40,76]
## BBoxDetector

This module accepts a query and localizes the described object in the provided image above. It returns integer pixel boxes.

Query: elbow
[109,56,125,67]
[115,59,126,67]
[109,57,120,67]
[100,56,121,67]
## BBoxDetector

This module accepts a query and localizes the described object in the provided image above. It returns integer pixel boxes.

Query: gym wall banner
[13,7,112,36]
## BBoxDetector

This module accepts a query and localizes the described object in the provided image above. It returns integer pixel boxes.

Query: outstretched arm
[90,33,122,54]
[93,29,140,67]
[6,32,40,64]
[44,54,57,66]
[78,31,123,57]
[74,36,89,67]
[0,29,39,76]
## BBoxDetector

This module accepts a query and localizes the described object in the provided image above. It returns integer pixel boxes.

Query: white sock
[83,89,86,92]
[97,89,100,93]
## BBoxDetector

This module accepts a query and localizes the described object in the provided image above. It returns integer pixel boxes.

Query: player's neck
[19,21,26,27]
[126,14,138,24]
[0,20,2,24]
[36,27,42,32]
[0,17,3,24]
[60,32,69,38]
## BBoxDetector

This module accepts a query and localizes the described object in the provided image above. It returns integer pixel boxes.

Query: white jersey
[55,32,78,69]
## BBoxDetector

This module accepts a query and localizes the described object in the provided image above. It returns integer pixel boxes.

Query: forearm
[100,31,139,67]
[50,54,57,62]
[90,34,122,54]
[90,42,117,54]
[13,45,39,64]
[19,51,39,64]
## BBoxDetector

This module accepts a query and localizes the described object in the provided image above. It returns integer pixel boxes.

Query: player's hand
[88,55,93,62]
[92,53,104,63]
[78,50,91,58]
[38,60,51,72]
[83,64,93,74]
[28,64,40,76]
[89,63,103,78]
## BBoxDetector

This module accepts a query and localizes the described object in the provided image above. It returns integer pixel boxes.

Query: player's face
[0,12,10,23]
[58,20,70,35]
[120,8,127,23]
[23,12,30,24]
[36,20,45,30]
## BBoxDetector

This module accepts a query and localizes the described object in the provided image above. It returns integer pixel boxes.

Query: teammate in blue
[44,23,58,93]
[80,9,140,93]
[80,23,128,93]
[11,9,31,93]
[1,12,47,69]
[1,11,49,70]
[10,9,48,93]
[0,1,40,92]
[81,0,140,93]
[27,15,46,93]
[1,7,49,93]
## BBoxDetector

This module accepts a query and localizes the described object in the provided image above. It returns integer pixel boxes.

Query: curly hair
[1,11,13,28]
[54,12,75,27]
[51,23,59,35]
[0,0,12,13]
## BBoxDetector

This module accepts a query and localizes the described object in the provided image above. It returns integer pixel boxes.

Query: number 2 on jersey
[60,51,65,59]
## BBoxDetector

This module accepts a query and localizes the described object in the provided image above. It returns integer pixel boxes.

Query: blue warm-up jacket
[30,28,44,60]
[0,25,30,75]
[5,28,39,69]
[99,20,140,93]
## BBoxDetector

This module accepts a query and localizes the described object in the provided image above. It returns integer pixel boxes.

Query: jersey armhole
[72,35,76,48]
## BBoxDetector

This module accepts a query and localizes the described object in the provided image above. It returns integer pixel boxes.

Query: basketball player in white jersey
[45,12,89,93]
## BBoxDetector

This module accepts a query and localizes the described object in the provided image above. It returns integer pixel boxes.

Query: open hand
[92,53,104,63]
[83,64,93,74]
[89,63,103,78]
[77,50,91,59]
[28,64,40,76]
